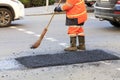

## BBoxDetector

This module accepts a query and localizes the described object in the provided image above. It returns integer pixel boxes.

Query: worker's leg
[64,26,78,51]
[77,27,86,50]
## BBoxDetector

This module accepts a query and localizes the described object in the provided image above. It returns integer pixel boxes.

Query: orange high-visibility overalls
[61,0,87,37]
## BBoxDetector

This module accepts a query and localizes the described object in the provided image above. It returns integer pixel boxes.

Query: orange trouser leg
[68,26,84,36]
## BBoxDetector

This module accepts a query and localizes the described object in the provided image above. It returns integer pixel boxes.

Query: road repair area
[0,5,120,80]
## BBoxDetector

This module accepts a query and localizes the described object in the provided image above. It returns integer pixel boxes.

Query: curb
[25,7,94,16]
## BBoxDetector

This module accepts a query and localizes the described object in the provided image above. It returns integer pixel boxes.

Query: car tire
[109,21,120,28]
[0,8,12,27]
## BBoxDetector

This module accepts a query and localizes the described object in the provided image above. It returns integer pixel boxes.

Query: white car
[0,0,24,27]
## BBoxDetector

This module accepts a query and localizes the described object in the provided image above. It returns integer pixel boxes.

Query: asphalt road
[0,13,120,58]
[0,13,120,80]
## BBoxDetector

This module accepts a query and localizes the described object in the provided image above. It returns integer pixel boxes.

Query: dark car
[94,0,120,27]
[85,0,96,7]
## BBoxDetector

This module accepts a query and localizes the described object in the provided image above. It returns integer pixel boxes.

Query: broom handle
[30,0,62,49]
[46,0,62,29]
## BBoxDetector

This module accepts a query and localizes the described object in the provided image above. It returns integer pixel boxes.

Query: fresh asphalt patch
[15,49,120,68]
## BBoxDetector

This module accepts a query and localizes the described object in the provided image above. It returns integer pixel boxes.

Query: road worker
[54,0,87,51]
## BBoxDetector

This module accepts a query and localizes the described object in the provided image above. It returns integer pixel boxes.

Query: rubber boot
[77,36,86,50]
[64,37,77,51]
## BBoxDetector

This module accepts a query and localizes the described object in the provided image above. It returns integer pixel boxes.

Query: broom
[30,0,62,49]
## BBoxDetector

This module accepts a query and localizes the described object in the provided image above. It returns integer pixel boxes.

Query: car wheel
[0,8,12,27]
[109,21,120,28]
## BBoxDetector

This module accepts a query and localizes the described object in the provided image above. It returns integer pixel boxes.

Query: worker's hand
[54,6,62,12]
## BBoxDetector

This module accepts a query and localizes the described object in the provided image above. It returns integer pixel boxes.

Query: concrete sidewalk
[25,5,55,16]
[25,4,94,16]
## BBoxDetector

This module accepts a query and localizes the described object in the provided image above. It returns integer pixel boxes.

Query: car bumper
[12,1,25,20]
[94,6,120,21]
